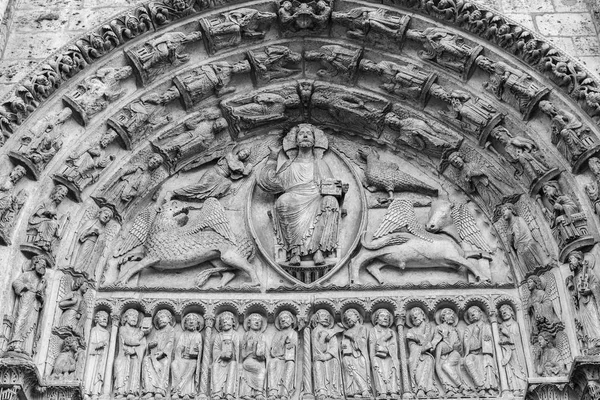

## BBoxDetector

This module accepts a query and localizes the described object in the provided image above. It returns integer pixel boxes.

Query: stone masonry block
[3,31,82,59]
[0,60,39,84]
[503,0,554,13]
[19,0,83,9]
[573,36,600,56]
[67,7,129,31]
[505,13,536,30]
[552,0,590,12]
[536,13,596,36]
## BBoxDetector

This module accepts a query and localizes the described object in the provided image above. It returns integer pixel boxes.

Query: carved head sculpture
[153,309,173,329]
[537,331,553,348]
[51,184,68,203]
[409,307,427,327]
[372,308,393,328]
[589,157,600,176]
[275,310,296,330]
[527,275,543,291]
[98,207,114,225]
[213,117,229,133]
[465,305,485,324]
[538,100,557,117]
[72,277,88,293]
[94,310,109,328]
[62,335,80,353]
[147,154,164,170]
[31,255,48,275]
[312,309,334,329]
[282,124,328,159]
[236,147,251,161]
[245,312,265,332]
[281,1,292,11]
[342,308,362,328]
[122,308,140,326]
[447,151,465,169]
[499,304,515,322]
[568,251,584,272]
[501,203,517,221]
[542,181,561,202]
[182,313,204,332]
[585,182,599,200]
[439,308,458,326]
[100,129,118,148]
[216,311,237,332]
[10,165,26,183]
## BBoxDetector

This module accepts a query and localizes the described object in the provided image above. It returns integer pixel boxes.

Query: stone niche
[2,0,600,400]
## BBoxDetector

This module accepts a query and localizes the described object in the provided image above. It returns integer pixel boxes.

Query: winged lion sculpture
[112,197,258,288]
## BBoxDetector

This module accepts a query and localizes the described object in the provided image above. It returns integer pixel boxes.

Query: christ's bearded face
[297,126,315,148]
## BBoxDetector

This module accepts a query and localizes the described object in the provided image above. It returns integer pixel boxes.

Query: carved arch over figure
[1,0,600,399]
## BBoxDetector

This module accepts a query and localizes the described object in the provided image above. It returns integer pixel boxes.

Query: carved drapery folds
[3,0,600,398]
[66,296,539,400]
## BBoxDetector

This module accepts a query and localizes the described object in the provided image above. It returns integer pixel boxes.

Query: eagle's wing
[544,271,562,317]
[452,203,493,253]
[190,197,236,244]
[373,199,431,241]
[113,206,157,257]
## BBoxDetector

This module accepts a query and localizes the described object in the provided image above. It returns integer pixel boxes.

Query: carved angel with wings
[521,272,572,375]
[112,197,258,288]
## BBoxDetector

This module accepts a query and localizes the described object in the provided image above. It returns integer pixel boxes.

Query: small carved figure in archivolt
[55,129,118,199]
[406,307,437,397]
[55,277,89,338]
[535,332,567,377]
[69,206,120,280]
[211,311,240,400]
[359,59,436,103]
[476,56,549,119]
[498,304,527,395]
[154,109,229,166]
[240,313,268,400]
[63,66,132,125]
[171,313,204,400]
[500,203,552,279]
[142,309,175,400]
[248,45,301,84]
[94,153,165,219]
[341,308,372,398]
[332,7,409,41]
[10,108,72,179]
[304,45,362,80]
[369,308,400,398]
[431,308,468,397]
[311,309,344,400]
[200,9,276,53]
[113,198,259,288]
[126,31,202,85]
[565,251,600,353]
[357,146,438,203]
[407,28,482,80]
[278,0,331,34]
[7,256,48,355]
[114,309,147,400]
[50,335,83,379]
[0,165,27,245]
[84,311,111,400]
[538,181,586,247]
[268,310,298,400]
[174,61,251,108]
[26,184,69,256]
[350,199,491,284]
[463,306,498,396]
[490,126,557,190]
[539,100,598,170]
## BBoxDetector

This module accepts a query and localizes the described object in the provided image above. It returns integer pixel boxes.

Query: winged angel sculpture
[112,197,258,288]
[350,198,493,284]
